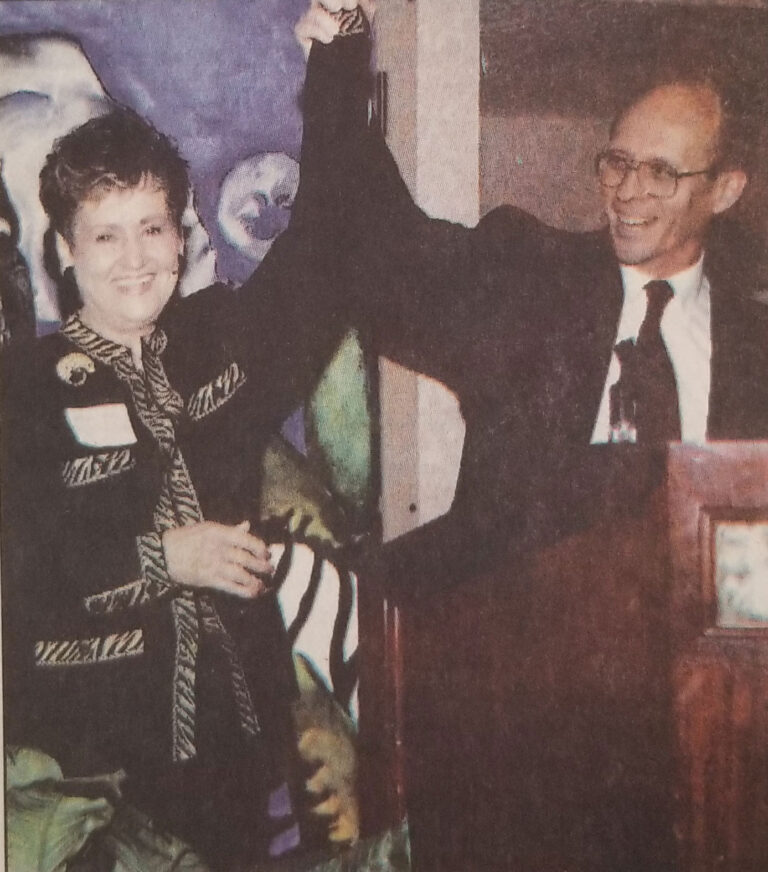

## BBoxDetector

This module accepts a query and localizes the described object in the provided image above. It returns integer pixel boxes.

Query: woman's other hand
[162,521,274,599]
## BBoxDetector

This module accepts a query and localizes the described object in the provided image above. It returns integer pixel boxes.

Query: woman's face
[59,177,182,346]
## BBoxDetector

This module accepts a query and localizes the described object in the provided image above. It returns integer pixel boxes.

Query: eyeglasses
[595,150,717,199]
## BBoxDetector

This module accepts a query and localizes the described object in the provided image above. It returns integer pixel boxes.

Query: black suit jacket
[310,35,768,587]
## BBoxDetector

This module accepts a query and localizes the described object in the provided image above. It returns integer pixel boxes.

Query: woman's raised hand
[295,1,375,59]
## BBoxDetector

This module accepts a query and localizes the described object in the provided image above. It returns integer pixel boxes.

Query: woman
[0,7,369,864]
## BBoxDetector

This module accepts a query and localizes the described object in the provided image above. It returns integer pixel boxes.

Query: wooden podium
[356,443,768,872]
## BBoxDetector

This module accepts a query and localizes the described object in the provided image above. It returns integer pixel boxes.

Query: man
[300,7,768,570]
[592,81,754,443]
[300,6,768,869]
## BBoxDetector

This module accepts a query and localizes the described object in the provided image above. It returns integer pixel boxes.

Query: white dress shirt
[591,256,711,444]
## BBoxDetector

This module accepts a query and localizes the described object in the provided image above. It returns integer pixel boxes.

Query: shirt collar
[620,254,706,308]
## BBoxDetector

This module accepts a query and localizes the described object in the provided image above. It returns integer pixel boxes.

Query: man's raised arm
[293,1,542,388]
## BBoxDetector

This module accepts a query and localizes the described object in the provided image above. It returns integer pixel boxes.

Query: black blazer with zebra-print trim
[0,32,364,854]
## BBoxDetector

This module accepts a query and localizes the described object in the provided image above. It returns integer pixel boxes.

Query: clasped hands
[162,520,274,599]
[295,0,376,59]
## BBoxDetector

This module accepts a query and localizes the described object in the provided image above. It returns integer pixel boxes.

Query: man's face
[59,178,182,345]
[602,84,743,278]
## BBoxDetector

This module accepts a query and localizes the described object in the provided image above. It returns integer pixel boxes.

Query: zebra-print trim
[83,533,172,615]
[199,598,260,738]
[143,333,185,419]
[59,315,261,764]
[155,450,205,763]
[63,317,203,760]
[167,450,203,525]
[84,578,170,616]
[187,361,247,421]
[61,448,135,488]
[116,357,177,456]
[153,448,206,531]
[61,315,180,455]
[60,315,132,367]
[333,7,367,36]
[137,531,172,590]
[149,449,206,762]
[153,465,177,532]
[171,593,199,762]
[35,628,144,667]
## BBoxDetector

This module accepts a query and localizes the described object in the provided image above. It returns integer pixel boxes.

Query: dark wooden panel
[357,574,407,837]
[667,443,768,872]
[674,648,768,872]
[363,482,677,870]
[357,444,768,871]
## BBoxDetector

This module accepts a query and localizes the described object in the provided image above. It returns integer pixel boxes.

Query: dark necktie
[609,280,681,444]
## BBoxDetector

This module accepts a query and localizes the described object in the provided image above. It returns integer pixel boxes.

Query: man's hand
[162,520,274,599]
[295,1,375,60]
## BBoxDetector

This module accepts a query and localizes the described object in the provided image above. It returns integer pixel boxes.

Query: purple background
[0,0,308,283]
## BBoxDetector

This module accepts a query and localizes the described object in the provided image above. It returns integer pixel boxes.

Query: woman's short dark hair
[40,108,190,242]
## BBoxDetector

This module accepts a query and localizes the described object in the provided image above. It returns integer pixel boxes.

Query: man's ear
[55,232,75,270]
[712,169,748,215]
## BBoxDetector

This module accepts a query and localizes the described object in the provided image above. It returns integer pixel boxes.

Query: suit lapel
[705,230,768,440]
[707,258,734,439]
[565,231,624,441]
[708,269,768,440]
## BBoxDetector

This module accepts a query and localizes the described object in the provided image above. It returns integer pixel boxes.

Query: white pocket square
[65,404,138,448]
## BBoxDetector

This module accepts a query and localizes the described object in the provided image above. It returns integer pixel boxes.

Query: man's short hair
[40,108,190,242]
[610,73,757,175]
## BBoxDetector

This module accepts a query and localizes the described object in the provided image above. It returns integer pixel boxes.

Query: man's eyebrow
[644,157,679,170]
[607,149,676,167]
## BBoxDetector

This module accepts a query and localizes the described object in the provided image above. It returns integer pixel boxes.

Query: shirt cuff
[332,7,369,38]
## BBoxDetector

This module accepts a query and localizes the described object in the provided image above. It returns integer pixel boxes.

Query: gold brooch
[56,352,95,387]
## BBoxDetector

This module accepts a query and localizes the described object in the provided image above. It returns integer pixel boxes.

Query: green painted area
[307,331,372,518]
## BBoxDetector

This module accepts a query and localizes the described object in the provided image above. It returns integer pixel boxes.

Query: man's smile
[610,213,657,237]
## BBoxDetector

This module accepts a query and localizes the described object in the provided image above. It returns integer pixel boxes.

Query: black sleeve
[299,32,495,379]
[211,34,376,432]
[218,30,541,420]
[250,31,537,395]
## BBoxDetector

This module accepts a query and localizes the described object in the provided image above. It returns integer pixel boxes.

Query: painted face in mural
[217,152,300,265]
[57,178,182,347]
[601,84,746,278]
